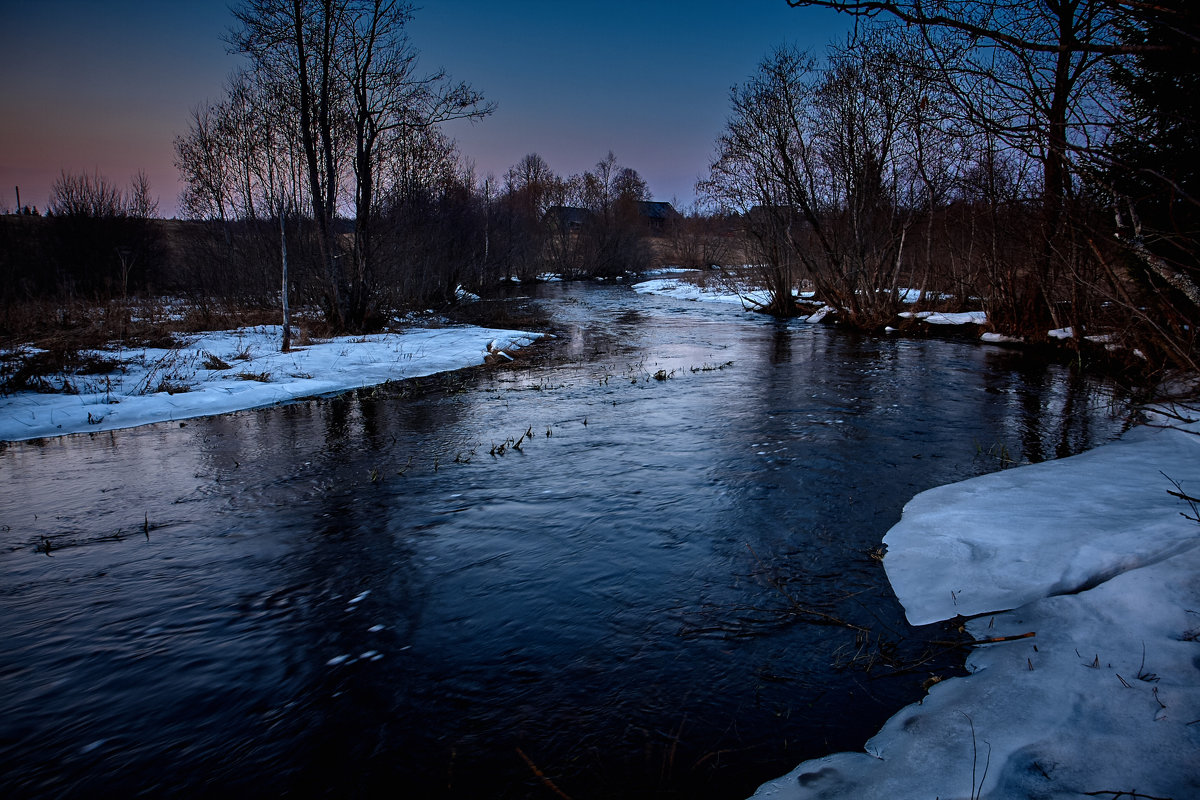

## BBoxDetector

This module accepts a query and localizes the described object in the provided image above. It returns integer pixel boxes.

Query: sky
[0,0,851,218]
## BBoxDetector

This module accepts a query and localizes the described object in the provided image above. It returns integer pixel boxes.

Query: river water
[0,280,1129,798]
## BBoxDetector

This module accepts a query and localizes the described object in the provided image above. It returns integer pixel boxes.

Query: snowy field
[751,407,1200,799]
[0,325,546,442]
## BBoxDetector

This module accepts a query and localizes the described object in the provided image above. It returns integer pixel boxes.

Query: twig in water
[929,632,1036,647]
[744,544,869,632]
[515,748,573,800]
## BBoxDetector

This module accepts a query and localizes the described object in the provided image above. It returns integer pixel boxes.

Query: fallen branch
[929,632,1037,647]
[516,747,573,800]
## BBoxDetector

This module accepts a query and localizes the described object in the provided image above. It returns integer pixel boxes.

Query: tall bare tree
[228,0,492,331]
[702,37,934,323]
[337,0,493,327]
[783,1,1135,333]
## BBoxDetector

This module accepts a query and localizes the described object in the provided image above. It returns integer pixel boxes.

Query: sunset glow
[0,0,848,216]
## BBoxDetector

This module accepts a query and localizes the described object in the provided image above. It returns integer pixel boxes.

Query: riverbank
[632,275,1119,348]
[750,403,1200,799]
[0,280,1141,798]
[0,325,547,442]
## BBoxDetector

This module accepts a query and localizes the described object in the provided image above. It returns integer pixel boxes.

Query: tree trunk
[280,208,291,352]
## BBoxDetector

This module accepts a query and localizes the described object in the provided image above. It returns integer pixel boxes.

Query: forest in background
[1,0,1196,385]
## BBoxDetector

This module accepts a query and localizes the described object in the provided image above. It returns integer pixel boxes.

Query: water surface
[0,281,1128,798]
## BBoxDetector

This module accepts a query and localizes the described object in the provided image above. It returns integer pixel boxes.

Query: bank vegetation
[1,0,1196,391]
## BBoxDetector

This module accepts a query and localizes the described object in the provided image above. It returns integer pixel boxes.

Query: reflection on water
[0,282,1129,799]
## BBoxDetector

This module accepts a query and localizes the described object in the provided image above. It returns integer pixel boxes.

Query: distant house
[543,206,593,232]
[636,201,681,234]
[543,201,681,235]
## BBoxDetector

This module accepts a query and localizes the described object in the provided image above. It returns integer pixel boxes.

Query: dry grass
[0,296,316,396]
[202,352,232,370]
[0,296,314,350]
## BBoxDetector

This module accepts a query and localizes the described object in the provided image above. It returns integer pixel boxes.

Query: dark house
[636,201,681,234]
[543,206,593,232]
[543,201,681,235]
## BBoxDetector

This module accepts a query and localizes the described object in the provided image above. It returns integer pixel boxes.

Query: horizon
[0,0,850,218]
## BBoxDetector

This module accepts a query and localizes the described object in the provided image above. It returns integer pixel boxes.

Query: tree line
[703,0,1197,376]
[172,0,674,332]
[2,0,673,337]
[3,0,1195,379]
[0,170,163,302]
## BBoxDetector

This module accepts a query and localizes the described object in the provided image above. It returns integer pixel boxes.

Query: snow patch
[0,324,548,442]
[750,410,1200,800]
[899,310,988,326]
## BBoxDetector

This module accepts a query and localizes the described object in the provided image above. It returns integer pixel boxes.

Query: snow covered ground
[633,277,981,323]
[0,325,547,442]
[632,277,814,309]
[751,407,1200,799]
[633,276,773,308]
[898,309,988,326]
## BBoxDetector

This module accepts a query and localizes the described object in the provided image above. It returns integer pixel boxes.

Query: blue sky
[0,0,850,216]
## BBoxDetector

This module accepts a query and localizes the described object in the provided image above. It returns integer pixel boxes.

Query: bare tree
[175,101,237,223]
[500,152,563,280]
[46,170,162,302]
[174,69,309,330]
[701,38,931,323]
[128,171,159,220]
[228,0,493,331]
[230,0,350,326]
[48,170,125,218]
[567,152,652,277]
[783,0,1136,334]
[338,0,494,328]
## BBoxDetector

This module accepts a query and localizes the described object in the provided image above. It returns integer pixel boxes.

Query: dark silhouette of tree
[45,170,163,301]
[227,0,493,331]
[569,152,652,277]
[783,1,1134,333]
[701,38,939,323]
[1102,0,1200,370]
[498,152,564,280]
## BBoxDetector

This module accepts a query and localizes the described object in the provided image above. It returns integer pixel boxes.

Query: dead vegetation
[0,295,335,397]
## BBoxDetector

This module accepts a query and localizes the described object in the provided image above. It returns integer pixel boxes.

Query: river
[0,280,1129,798]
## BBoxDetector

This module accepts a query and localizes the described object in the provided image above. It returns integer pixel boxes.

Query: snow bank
[899,309,988,326]
[632,278,814,310]
[633,277,766,308]
[0,325,547,442]
[885,420,1200,625]
[751,410,1200,799]
[980,331,1023,344]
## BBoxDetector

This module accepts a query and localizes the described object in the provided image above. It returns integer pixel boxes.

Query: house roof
[637,201,681,220]
[543,206,592,227]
